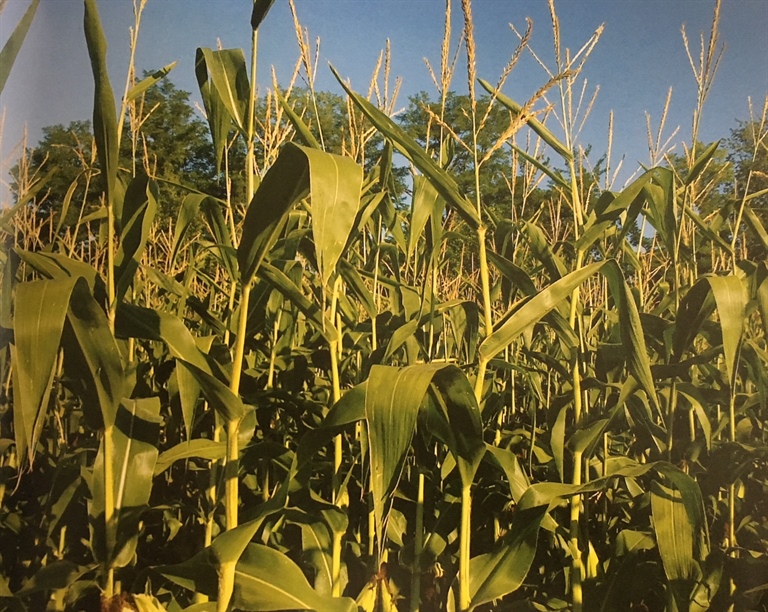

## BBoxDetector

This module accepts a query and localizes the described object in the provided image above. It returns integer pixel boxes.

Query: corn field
[0,0,767,610]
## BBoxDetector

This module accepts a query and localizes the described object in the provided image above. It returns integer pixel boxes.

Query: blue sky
[1,0,766,193]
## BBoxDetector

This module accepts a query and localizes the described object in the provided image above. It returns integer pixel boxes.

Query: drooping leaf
[196,47,250,134]
[233,543,357,612]
[673,274,747,387]
[169,192,205,268]
[0,0,39,96]
[366,364,437,558]
[468,505,548,609]
[743,204,768,252]
[275,86,322,150]
[331,65,481,230]
[423,366,485,487]
[408,174,444,261]
[63,277,124,429]
[90,398,162,568]
[522,220,567,280]
[479,261,603,362]
[258,261,339,343]
[115,302,210,373]
[301,145,363,285]
[114,174,158,303]
[178,361,248,424]
[13,249,104,295]
[238,143,310,285]
[154,439,226,475]
[195,48,232,173]
[11,277,78,463]
[577,170,653,252]
[651,481,696,607]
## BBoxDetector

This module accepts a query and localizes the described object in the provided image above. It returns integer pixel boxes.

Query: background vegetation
[0,0,766,611]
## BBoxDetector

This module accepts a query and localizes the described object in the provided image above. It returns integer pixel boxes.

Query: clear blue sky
[1,0,766,194]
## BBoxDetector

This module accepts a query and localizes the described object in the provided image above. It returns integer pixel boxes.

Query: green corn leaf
[293,383,366,483]
[689,551,725,612]
[14,560,83,597]
[408,174,444,261]
[0,0,39,96]
[159,495,287,605]
[684,204,734,253]
[651,481,696,607]
[366,364,436,558]
[169,193,206,268]
[238,143,311,285]
[275,86,322,150]
[685,140,720,186]
[12,277,78,463]
[55,177,81,235]
[294,518,333,595]
[258,261,339,343]
[509,144,569,189]
[178,361,248,424]
[301,145,363,285]
[196,47,250,134]
[478,78,572,162]
[468,505,548,609]
[673,275,747,387]
[195,48,232,174]
[644,168,678,264]
[14,249,104,295]
[237,143,363,283]
[483,444,530,503]
[522,220,567,280]
[424,366,485,487]
[83,0,119,206]
[383,319,419,362]
[115,302,211,373]
[600,261,659,414]
[199,196,238,281]
[233,543,356,612]
[251,0,276,30]
[577,170,653,253]
[331,65,481,230]
[154,439,226,475]
[173,362,201,440]
[125,61,177,102]
[63,277,124,429]
[114,174,158,304]
[743,204,768,252]
[337,259,377,321]
[90,397,162,568]
[479,261,603,362]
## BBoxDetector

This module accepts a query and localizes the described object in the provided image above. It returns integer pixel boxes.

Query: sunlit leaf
[0,0,39,96]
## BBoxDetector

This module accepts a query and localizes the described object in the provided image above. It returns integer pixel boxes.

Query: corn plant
[0,0,766,611]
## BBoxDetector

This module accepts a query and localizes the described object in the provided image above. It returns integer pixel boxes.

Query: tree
[123,73,219,219]
[9,120,100,229]
[11,75,220,237]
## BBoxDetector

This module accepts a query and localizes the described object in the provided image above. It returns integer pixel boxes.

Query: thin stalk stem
[458,483,472,612]
[569,451,584,612]
[332,532,343,597]
[225,281,252,532]
[410,471,425,612]
[477,225,493,338]
[103,427,115,599]
[329,275,343,503]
